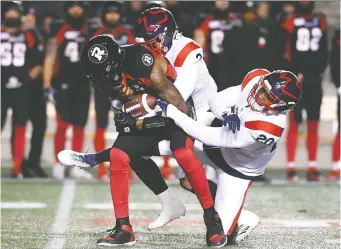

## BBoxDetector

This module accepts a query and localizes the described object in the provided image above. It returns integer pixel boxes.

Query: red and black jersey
[198,13,241,63]
[1,28,44,89]
[49,21,89,82]
[281,12,328,74]
[89,24,134,46]
[121,44,177,95]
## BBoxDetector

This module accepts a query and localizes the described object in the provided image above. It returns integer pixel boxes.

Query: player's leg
[286,95,304,181]
[94,89,110,180]
[214,169,255,242]
[53,87,71,179]
[97,132,160,246]
[161,156,175,180]
[330,94,340,180]
[11,88,29,178]
[25,84,48,177]
[1,87,10,130]
[305,79,323,181]
[169,125,227,247]
[69,86,92,179]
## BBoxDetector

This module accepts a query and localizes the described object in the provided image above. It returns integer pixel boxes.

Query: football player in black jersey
[43,1,92,180]
[1,1,43,178]
[282,1,328,182]
[89,1,134,180]
[68,34,227,247]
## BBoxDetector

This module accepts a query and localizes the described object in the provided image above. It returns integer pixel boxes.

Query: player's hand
[155,98,169,117]
[118,86,134,102]
[44,87,55,103]
[222,113,240,134]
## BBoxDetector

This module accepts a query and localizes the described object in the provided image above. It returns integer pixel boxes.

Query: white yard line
[44,180,76,249]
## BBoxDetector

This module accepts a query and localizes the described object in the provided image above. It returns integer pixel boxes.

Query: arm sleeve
[173,60,201,101]
[167,104,255,148]
[209,85,241,119]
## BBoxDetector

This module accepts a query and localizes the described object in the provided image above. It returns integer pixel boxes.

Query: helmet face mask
[134,7,179,54]
[247,71,302,115]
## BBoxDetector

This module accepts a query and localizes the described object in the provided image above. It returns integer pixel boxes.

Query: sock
[110,148,130,219]
[173,147,214,209]
[286,116,299,167]
[131,158,168,195]
[54,115,68,162]
[163,156,170,168]
[116,217,130,226]
[203,205,215,217]
[72,125,84,152]
[331,162,340,171]
[94,127,107,177]
[287,162,296,170]
[95,148,111,163]
[308,161,317,171]
[332,130,340,164]
[307,121,319,168]
[13,125,26,173]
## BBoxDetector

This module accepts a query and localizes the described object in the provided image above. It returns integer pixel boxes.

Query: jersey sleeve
[244,120,284,145]
[25,29,44,68]
[209,85,241,119]
[167,104,255,148]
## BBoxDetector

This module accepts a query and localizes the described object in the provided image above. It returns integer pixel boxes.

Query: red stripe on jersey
[174,42,200,67]
[281,14,295,33]
[24,31,35,49]
[199,15,214,37]
[241,69,270,90]
[55,24,69,45]
[245,121,284,137]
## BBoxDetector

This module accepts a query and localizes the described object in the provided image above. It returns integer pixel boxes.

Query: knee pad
[173,147,201,174]
[110,148,130,173]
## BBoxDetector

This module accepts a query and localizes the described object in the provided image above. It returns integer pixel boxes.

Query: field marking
[44,180,76,249]
[1,202,47,209]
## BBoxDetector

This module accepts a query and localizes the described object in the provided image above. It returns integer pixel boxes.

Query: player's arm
[43,37,59,88]
[209,85,241,119]
[27,30,44,80]
[150,58,189,115]
[166,104,253,147]
[330,29,340,88]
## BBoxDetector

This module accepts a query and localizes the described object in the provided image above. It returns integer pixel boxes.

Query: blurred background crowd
[1,1,340,182]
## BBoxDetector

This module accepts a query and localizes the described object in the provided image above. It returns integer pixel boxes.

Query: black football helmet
[2,1,24,28]
[134,7,178,54]
[247,70,302,115]
[101,1,122,29]
[80,35,125,96]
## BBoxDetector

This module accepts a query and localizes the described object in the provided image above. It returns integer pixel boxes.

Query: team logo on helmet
[142,54,154,66]
[88,44,108,64]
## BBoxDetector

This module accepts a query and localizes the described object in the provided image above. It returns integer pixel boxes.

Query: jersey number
[256,134,275,145]
[1,43,26,67]
[64,42,79,62]
[296,27,322,52]
[211,30,225,54]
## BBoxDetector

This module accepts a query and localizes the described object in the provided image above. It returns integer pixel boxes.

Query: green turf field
[1,178,340,249]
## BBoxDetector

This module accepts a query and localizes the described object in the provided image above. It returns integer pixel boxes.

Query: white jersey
[165,35,217,114]
[167,69,287,176]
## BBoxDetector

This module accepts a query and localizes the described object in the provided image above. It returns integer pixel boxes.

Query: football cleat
[234,210,260,244]
[328,170,340,181]
[287,169,299,182]
[52,163,65,180]
[11,169,23,179]
[147,197,186,230]
[307,169,322,182]
[97,224,136,246]
[204,210,227,248]
[57,150,98,168]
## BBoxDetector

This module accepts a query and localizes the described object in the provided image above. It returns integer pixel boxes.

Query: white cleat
[70,167,94,180]
[147,198,186,230]
[234,209,260,244]
[57,150,93,168]
[53,163,65,180]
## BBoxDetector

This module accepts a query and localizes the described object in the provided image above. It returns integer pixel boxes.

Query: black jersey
[49,21,89,82]
[1,28,44,89]
[281,12,328,74]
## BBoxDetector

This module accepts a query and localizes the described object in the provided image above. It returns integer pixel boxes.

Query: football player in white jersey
[156,69,302,241]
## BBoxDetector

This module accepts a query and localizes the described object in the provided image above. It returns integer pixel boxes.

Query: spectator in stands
[329,29,340,181]
[283,1,328,181]
[124,1,145,29]
[194,0,242,91]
